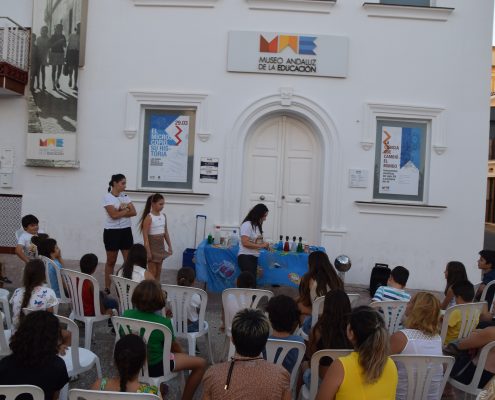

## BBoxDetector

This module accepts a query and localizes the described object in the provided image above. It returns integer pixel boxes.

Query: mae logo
[259,34,317,55]
[39,138,64,148]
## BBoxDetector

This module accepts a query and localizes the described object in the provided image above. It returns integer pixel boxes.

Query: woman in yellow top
[316,306,398,400]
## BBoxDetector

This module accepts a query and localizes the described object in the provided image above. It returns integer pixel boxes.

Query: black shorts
[103,227,133,252]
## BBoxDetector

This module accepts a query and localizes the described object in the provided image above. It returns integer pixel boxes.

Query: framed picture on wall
[373,119,428,202]
[140,108,196,190]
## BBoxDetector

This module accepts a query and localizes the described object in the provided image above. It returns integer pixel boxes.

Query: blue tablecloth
[195,239,325,292]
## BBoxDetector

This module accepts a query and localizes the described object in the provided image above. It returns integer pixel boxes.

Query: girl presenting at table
[238,203,270,288]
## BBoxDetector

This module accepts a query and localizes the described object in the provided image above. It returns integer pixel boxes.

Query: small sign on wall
[349,169,368,188]
[200,157,219,182]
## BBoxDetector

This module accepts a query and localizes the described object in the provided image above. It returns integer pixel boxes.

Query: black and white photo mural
[26,0,87,167]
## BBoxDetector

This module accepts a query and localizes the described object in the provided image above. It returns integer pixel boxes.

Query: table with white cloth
[194,239,325,292]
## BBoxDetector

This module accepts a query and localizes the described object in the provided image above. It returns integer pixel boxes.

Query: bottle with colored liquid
[207,233,213,244]
[277,235,283,251]
[283,236,290,252]
[297,237,304,253]
[291,236,297,252]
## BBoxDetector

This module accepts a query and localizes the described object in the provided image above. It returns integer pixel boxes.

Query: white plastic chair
[0,310,12,358]
[39,256,71,307]
[440,302,485,345]
[161,284,214,363]
[0,288,12,330]
[265,338,305,397]
[0,385,44,400]
[347,293,359,306]
[370,300,409,334]
[449,340,495,398]
[300,349,353,400]
[68,389,160,400]
[222,288,274,359]
[111,275,140,314]
[61,269,111,350]
[390,354,454,400]
[57,315,102,400]
[480,280,495,313]
[111,316,184,388]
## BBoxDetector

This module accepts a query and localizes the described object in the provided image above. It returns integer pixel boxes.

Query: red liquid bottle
[283,236,290,252]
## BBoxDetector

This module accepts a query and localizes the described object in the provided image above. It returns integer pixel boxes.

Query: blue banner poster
[148,114,189,183]
[379,126,421,196]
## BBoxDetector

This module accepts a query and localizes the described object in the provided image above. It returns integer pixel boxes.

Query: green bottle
[297,237,303,253]
[207,233,213,244]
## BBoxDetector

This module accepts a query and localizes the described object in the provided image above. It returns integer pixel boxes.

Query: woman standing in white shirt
[103,174,137,293]
[237,203,270,288]
[139,193,173,282]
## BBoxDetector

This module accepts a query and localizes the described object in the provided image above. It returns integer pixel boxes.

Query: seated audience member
[221,271,256,332]
[15,214,40,263]
[116,243,154,282]
[441,261,468,310]
[372,266,411,302]
[266,294,304,373]
[449,326,495,389]
[80,253,118,317]
[202,309,291,400]
[123,280,206,400]
[315,306,398,400]
[298,251,343,333]
[37,237,65,297]
[476,250,495,303]
[390,292,443,400]
[92,333,162,397]
[302,290,352,389]
[176,267,202,332]
[444,280,476,345]
[0,310,69,400]
[10,259,58,329]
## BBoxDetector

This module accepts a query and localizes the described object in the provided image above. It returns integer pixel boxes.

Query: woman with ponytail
[316,305,398,400]
[92,334,162,397]
[10,259,58,329]
[139,193,172,281]
[103,173,136,292]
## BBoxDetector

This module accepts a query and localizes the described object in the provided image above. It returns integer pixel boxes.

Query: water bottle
[229,230,239,247]
[214,226,221,244]
[291,236,297,252]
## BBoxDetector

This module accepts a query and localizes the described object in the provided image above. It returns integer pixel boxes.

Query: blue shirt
[48,259,62,298]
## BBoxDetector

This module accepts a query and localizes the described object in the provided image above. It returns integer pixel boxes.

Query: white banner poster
[147,114,189,183]
[378,126,420,196]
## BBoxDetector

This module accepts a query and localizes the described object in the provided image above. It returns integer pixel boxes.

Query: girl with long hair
[139,193,172,282]
[103,173,136,293]
[92,334,161,397]
[0,311,69,399]
[123,280,206,400]
[302,290,352,387]
[390,292,443,400]
[316,306,398,400]
[116,243,154,282]
[9,259,58,328]
[237,203,270,288]
[441,261,468,310]
[298,251,343,331]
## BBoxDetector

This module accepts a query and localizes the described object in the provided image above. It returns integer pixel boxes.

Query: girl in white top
[10,259,58,330]
[139,193,172,282]
[237,203,270,288]
[390,292,443,400]
[103,174,137,292]
[116,243,154,283]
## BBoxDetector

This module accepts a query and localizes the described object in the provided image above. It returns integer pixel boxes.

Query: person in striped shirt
[372,266,411,302]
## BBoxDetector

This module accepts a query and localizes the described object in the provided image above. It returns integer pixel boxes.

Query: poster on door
[147,114,189,183]
[377,125,423,197]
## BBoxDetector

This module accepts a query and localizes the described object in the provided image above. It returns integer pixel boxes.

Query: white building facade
[1,0,493,291]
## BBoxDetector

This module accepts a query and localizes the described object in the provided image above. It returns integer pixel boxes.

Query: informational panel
[26,0,86,167]
[227,31,349,78]
[373,120,427,202]
[141,109,196,190]
[200,158,219,182]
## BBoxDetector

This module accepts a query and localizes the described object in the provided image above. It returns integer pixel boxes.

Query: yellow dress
[336,352,398,400]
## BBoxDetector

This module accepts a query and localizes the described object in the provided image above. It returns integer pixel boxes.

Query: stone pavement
[0,254,455,399]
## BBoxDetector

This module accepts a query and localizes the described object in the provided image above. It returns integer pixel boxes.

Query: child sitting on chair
[80,253,118,317]
[444,280,476,345]
[176,267,201,333]
[221,271,256,332]
[37,238,65,298]
[372,266,411,302]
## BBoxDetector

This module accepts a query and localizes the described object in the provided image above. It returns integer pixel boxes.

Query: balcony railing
[0,16,30,71]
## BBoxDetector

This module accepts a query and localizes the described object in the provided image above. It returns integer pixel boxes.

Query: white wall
[0,0,493,291]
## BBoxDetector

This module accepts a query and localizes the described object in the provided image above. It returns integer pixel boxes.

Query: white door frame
[222,90,345,243]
